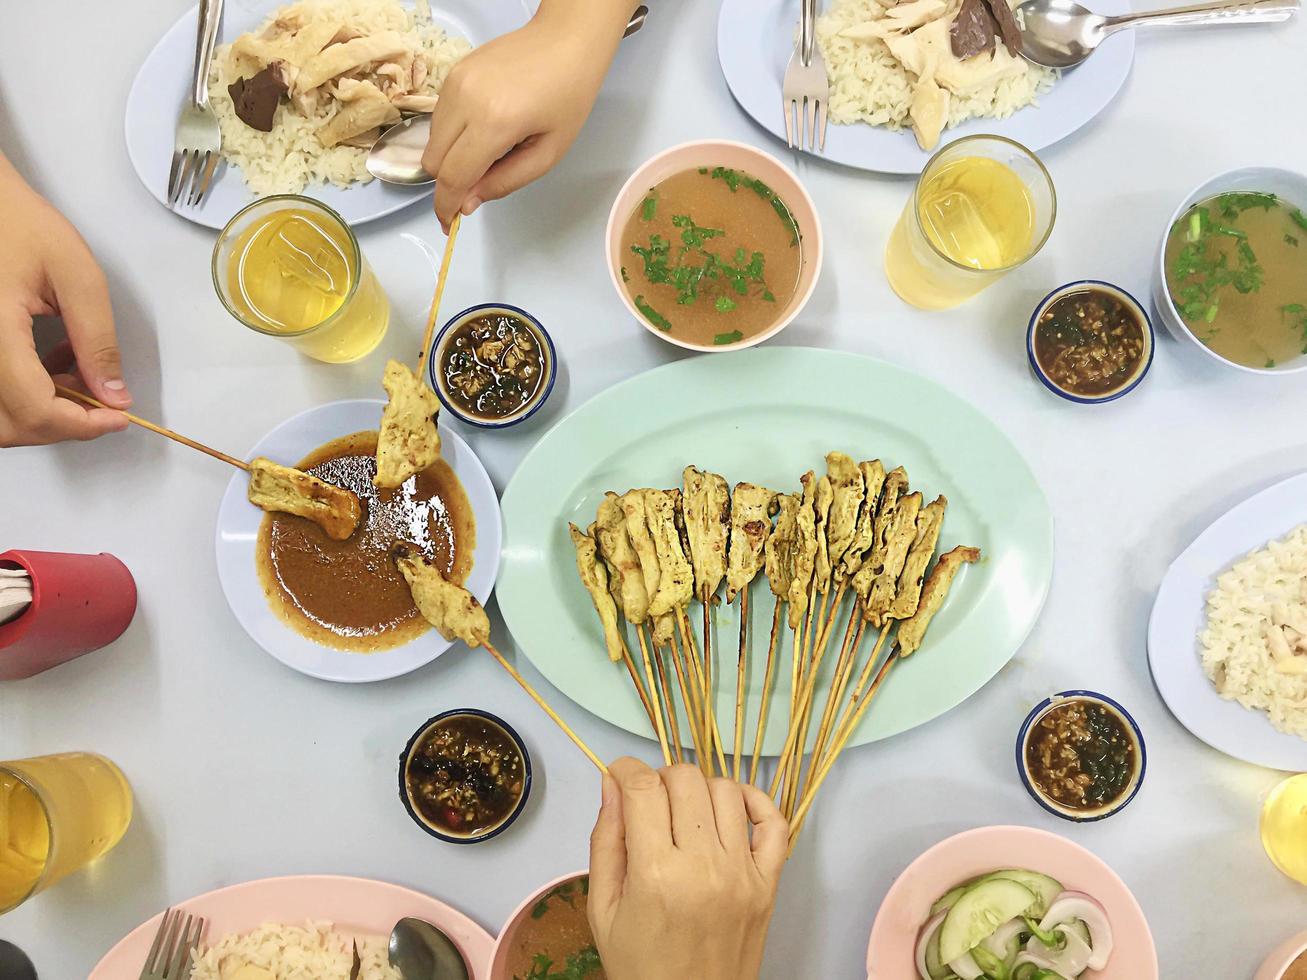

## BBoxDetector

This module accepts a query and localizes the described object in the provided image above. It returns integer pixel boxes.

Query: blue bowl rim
[426,302,558,430]
[398,707,533,844]
[1025,280,1156,405]
[1015,689,1148,823]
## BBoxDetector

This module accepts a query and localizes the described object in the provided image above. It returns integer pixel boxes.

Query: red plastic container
[0,550,137,680]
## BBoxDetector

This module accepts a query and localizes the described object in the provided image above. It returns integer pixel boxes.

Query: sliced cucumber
[924,922,953,980]
[973,870,1063,917]
[939,879,1038,965]
[930,884,972,916]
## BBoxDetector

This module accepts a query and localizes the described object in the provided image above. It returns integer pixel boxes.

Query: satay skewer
[733,586,749,780]
[417,213,462,379]
[633,626,673,766]
[748,597,785,785]
[648,631,684,763]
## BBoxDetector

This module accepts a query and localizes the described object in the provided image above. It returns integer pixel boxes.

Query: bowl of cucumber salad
[866,826,1157,980]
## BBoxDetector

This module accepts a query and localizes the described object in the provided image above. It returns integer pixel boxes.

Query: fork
[168,0,224,208]
[138,908,205,980]
[781,0,830,152]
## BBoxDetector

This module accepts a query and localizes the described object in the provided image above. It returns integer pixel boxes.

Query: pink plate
[90,874,495,979]
[865,826,1157,980]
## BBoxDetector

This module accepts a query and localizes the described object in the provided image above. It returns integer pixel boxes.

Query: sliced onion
[916,910,947,980]
[1038,892,1114,970]
[984,918,1027,961]
[947,951,984,980]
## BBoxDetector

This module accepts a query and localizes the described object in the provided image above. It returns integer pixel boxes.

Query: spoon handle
[1103,0,1298,31]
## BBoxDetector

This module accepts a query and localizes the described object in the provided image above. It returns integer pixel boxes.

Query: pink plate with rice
[90,874,494,979]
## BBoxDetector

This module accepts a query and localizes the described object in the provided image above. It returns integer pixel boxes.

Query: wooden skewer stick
[732,586,750,781]
[55,386,250,472]
[807,605,865,774]
[780,586,822,813]
[678,608,728,777]
[416,213,462,378]
[665,625,709,769]
[769,610,809,798]
[784,582,849,811]
[482,641,607,774]
[748,598,785,786]
[649,633,684,764]
[634,627,673,766]
[618,636,659,736]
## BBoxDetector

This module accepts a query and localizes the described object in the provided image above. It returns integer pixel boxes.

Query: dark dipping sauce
[256,430,474,652]
[1026,700,1136,810]
[405,714,525,838]
[1033,289,1146,397]
[507,877,605,980]
[440,312,546,421]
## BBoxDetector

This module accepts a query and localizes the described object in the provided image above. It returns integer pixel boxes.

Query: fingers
[464,133,560,216]
[588,771,627,918]
[40,339,75,376]
[707,777,750,854]
[432,125,519,233]
[741,782,789,883]
[661,764,717,852]
[609,756,672,865]
[46,248,131,408]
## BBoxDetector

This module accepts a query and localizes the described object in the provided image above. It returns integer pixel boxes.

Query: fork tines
[140,908,205,980]
[168,148,220,208]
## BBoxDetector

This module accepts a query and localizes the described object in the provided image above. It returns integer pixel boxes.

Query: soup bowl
[605,139,823,353]
[1256,929,1307,980]
[489,870,595,980]
[1153,166,1307,375]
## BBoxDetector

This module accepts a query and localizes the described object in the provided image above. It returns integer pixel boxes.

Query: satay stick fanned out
[567,524,626,664]
[726,483,778,780]
[374,359,443,489]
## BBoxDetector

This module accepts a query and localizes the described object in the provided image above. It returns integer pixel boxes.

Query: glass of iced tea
[884,135,1057,311]
[1261,773,1307,886]
[212,195,390,363]
[0,752,133,913]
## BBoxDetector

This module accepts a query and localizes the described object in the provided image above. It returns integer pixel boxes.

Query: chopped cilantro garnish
[530,899,549,919]
[714,330,744,345]
[641,196,657,221]
[715,296,737,312]
[634,295,672,331]
[1287,234,1301,247]
[1267,358,1276,368]
[1217,191,1278,219]
[620,266,629,283]
[1292,209,1307,232]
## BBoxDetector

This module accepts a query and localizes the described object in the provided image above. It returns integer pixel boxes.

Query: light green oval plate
[497,348,1052,754]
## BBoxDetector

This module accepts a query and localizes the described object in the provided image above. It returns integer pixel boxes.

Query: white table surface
[2,2,1306,976]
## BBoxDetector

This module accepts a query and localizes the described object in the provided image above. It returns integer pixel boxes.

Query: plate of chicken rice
[716,0,1134,174]
[126,0,530,228]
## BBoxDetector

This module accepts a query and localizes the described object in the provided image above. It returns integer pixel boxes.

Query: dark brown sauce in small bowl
[430,305,556,429]
[400,710,531,843]
[1027,282,1154,403]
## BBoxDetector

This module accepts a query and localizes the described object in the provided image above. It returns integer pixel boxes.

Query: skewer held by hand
[417,213,462,378]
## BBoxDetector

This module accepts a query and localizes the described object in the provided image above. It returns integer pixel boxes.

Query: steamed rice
[1200,525,1307,738]
[816,0,1056,135]
[190,922,400,980]
[209,0,470,195]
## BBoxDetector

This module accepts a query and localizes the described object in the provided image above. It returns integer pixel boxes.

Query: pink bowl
[865,826,1157,980]
[1256,929,1307,980]
[489,869,592,980]
[604,139,823,353]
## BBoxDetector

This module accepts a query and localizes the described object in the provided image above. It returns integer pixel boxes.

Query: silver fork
[781,0,830,152]
[138,908,205,980]
[169,0,224,208]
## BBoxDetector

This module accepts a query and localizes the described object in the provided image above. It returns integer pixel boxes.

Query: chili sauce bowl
[1016,690,1147,822]
[1026,281,1154,404]
[398,709,532,844]
[427,303,557,429]
[1153,166,1307,376]
[604,139,823,354]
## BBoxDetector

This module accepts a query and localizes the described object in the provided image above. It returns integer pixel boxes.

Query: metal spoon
[0,941,37,980]
[1016,0,1299,68]
[367,5,650,186]
[388,917,471,980]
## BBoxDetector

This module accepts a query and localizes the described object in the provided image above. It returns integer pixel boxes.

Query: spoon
[388,917,471,980]
[0,941,37,980]
[1016,0,1299,68]
[368,5,650,185]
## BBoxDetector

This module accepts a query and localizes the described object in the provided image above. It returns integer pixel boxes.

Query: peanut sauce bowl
[1016,690,1147,822]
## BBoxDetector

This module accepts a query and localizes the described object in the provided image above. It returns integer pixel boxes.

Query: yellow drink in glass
[213,195,390,363]
[885,135,1057,310]
[0,752,132,913]
[1262,773,1307,885]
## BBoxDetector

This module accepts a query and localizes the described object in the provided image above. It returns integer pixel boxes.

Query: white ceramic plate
[124,0,531,230]
[1148,472,1307,770]
[716,0,1135,175]
[90,875,495,979]
[215,398,501,683]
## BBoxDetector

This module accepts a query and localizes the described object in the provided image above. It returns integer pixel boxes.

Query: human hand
[422,0,637,232]
[0,155,131,447]
[588,758,789,980]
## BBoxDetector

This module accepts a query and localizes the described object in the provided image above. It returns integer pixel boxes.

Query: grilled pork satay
[568,523,626,663]
[596,492,650,625]
[787,472,819,629]
[392,542,490,647]
[247,457,362,541]
[865,491,923,625]
[765,493,801,603]
[619,490,662,608]
[683,466,731,603]
[812,475,835,589]
[838,460,887,584]
[823,453,865,580]
[852,466,908,601]
[645,490,694,618]
[726,483,779,603]
[889,495,948,621]
[897,545,981,656]
[375,360,442,489]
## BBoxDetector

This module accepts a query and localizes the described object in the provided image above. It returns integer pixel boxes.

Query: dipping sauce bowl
[1027,281,1154,404]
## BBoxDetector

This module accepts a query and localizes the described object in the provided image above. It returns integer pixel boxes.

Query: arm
[421,0,641,231]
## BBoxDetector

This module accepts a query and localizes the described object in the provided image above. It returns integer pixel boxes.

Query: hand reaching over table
[589,758,788,980]
[0,153,132,447]
[422,0,641,232]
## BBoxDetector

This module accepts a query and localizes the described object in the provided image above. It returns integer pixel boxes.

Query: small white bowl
[1153,166,1307,375]
[605,139,823,353]
[1256,929,1307,980]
